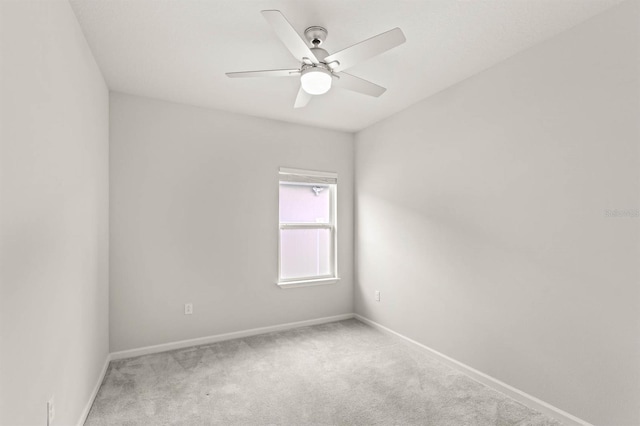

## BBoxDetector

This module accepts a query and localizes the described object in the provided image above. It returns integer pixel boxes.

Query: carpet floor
[86,319,562,425]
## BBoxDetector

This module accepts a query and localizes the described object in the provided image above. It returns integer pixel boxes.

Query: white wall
[0,1,109,425]
[355,2,639,425]
[109,93,354,352]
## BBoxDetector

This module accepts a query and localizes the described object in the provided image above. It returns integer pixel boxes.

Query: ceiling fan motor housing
[310,47,330,63]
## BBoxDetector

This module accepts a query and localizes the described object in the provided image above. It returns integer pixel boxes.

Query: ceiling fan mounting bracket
[304,26,328,47]
[301,62,333,74]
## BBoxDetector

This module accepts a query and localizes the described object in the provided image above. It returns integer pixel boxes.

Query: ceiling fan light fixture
[301,67,332,95]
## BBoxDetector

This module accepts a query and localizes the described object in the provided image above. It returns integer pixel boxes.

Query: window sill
[276,277,340,289]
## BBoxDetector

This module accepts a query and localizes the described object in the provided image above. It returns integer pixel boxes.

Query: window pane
[279,183,330,223]
[280,228,331,279]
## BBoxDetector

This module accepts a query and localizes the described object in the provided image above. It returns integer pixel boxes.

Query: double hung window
[278,168,338,287]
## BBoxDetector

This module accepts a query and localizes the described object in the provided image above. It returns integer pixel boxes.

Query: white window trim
[277,168,338,289]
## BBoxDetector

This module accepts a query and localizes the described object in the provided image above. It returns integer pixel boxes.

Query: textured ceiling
[69,0,621,132]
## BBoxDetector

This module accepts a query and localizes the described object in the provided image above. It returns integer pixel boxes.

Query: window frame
[277,169,339,289]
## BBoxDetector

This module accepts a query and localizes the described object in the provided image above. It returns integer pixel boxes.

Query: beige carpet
[86,319,562,425]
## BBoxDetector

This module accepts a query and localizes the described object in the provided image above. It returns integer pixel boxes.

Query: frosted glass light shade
[301,68,332,95]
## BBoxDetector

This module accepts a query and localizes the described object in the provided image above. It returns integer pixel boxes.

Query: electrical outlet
[375,290,381,301]
[47,397,55,425]
[184,303,193,315]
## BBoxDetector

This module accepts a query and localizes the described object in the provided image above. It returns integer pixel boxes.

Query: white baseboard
[354,314,592,426]
[77,354,111,426]
[110,313,355,361]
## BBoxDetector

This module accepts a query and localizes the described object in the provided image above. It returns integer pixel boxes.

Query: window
[278,168,338,288]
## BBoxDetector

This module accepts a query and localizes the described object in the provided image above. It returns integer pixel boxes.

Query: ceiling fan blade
[324,27,406,72]
[334,72,386,97]
[294,86,312,108]
[261,10,319,64]
[226,69,300,78]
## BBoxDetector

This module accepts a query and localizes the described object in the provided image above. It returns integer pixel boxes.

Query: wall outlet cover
[184,303,193,315]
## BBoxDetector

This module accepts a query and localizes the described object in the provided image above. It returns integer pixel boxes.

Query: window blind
[279,167,337,185]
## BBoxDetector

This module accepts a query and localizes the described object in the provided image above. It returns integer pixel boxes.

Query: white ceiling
[69,0,621,132]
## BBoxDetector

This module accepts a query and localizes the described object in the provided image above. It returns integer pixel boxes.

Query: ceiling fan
[226,10,406,108]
